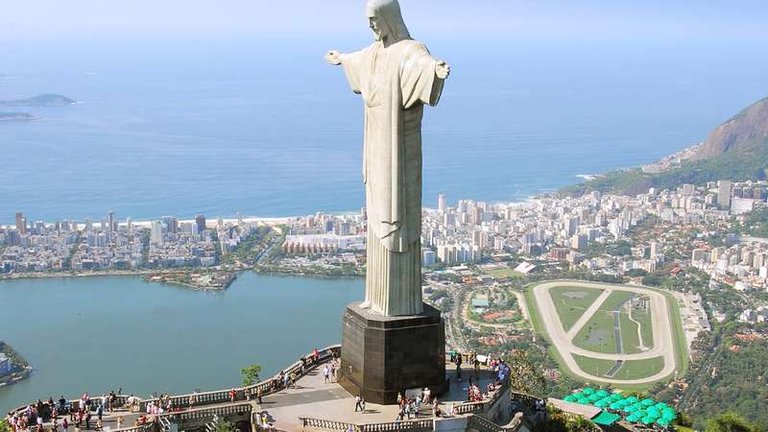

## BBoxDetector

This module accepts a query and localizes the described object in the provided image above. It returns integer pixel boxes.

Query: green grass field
[573,354,665,380]
[549,286,604,331]
[620,300,654,352]
[573,291,635,354]
[523,280,688,391]
[483,266,518,279]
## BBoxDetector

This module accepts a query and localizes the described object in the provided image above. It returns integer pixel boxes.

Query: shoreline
[0,268,363,284]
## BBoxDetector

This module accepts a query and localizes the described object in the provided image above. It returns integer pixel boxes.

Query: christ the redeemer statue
[326,0,450,316]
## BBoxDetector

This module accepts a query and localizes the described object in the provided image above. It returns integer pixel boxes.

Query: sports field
[526,280,687,388]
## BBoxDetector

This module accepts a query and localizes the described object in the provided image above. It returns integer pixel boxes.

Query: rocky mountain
[691,97,768,161]
[564,95,768,196]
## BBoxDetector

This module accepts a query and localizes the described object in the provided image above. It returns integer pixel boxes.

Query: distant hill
[565,96,768,196]
[690,97,768,161]
[0,94,76,107]
[0,112,37,121]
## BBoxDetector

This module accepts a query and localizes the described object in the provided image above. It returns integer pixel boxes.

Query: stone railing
[299,417,433,432]
[468,414,506,432]
[11,345,340,421]
[467,413,523,432]
[299,417,358,431]
[361,419,433,431]
[111,403,255,432]
[453,377,510,415]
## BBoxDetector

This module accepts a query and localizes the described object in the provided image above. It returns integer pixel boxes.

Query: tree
[212,417,236,432]
[705,412,759,432]
[0,419,10,432]
[241,364,262,386]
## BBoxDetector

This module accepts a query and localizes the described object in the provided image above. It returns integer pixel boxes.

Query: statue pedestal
[338,302,447,404]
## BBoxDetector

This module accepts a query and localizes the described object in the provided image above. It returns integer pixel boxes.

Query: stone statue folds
[327,0,450,316]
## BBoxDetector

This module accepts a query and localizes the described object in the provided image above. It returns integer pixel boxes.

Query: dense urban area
[2,179,768,430]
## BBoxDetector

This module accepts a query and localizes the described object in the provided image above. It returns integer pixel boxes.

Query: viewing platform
[7,346,524,432]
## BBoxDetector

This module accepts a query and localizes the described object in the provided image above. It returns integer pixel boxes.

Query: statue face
[369,17,385,41]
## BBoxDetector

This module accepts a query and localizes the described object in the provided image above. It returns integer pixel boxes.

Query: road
[531,281,678,385]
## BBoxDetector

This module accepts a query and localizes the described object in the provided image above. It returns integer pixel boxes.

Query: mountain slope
[565,96,768,196]
[691,97,768,161]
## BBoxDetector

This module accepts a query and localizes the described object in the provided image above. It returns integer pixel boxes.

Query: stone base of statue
[338,302,447,405]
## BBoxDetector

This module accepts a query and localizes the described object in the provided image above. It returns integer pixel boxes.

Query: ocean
[2,38,767,223]
[2,35,768,412]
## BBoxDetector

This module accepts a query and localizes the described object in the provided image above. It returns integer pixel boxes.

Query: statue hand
[435,61,451,79]
[325,50,342,66]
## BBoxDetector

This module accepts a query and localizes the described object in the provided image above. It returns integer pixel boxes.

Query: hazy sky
[2,1,767,43]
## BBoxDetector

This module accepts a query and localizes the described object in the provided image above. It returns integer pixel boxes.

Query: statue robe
[342,39,445,316]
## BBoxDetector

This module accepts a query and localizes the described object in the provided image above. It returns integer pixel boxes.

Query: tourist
[354,394,363,412]
[229,388,237,403]
[323,365,330,383]
[330,362,337,382]
[84,411,91,430]
[360,396,366,412]
[116,416,123,430]
[52,418,59,432]
[256,388,263,404]
[62,417,69,432]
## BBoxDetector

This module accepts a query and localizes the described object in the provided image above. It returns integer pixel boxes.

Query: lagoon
[0,273,361,413]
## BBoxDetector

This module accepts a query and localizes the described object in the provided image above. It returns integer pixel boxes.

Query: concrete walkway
[261,362,495,431]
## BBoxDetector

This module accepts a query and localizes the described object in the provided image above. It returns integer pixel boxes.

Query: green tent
[564,395,577,402]
[591,411,621,427]
[595,399,610,408]
[641,416,656,425]
[609,402,623,410]
[588,394,602,403]
[657,418,671,427]
[647,407,660,417]
[595,390,609,398]
[626,413,643,423]
[655,402,668,410]
[577,397,590,405]
[582,387,595,395]
[641,398,655,407]
[624,405,639,414]
[625,396,639,403]
[663,410,678,420]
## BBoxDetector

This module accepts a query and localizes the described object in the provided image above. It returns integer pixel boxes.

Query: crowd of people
[5,392,121,432]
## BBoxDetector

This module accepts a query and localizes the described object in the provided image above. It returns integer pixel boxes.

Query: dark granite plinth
[338,302,447,405]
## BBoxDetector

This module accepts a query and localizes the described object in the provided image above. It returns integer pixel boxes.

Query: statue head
[366,0,411,44]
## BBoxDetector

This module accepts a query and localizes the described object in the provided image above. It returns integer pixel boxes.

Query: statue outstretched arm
[435,60,450,79]
[325,50,344,66]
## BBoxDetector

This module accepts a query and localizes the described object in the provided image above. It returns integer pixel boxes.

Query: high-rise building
[107,210,117,232]
[438,193,446,214]
[15,212,27,234]
[195,214,207,234]
[717,180,732,208]
[150,221,164,246]
[162,216,178,234]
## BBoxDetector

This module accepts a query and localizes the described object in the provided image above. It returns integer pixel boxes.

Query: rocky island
[144,270,237,290]
[0,93,77,107]
[0,341,32,388]
[0,112,37,121]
